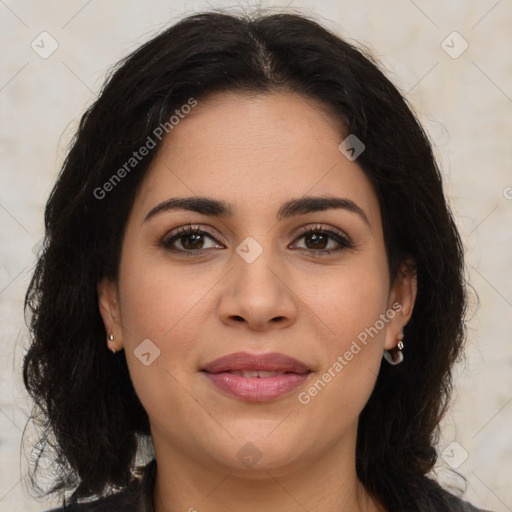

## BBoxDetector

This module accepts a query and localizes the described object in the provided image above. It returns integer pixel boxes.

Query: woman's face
[98,91,416,476]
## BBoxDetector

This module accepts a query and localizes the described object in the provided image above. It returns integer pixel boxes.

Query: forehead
[131,91,381,230]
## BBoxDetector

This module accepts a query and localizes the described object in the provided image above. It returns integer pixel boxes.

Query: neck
[152,426,384,512]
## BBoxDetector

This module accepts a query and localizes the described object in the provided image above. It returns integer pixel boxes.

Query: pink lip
[202,352,310,374]
[202,352,311,402]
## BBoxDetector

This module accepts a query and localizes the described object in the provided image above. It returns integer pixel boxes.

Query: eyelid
[292,223,351,242]
[163,223,225,242]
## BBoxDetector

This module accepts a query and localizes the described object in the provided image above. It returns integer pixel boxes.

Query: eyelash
[160,223,353,257]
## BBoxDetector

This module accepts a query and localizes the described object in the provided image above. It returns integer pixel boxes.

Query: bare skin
[98,91,417,512]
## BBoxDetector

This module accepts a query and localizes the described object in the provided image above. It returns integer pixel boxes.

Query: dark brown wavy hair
[23,10,468,510]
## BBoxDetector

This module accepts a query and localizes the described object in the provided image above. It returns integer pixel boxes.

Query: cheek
[115,249,215,399]
[298,257,390,347]
[118,249,220,345]
[294,260,389,412]
[117,253,211,433]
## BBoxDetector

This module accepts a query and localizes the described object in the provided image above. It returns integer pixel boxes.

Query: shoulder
[458,502,493,512]
[443,490,493,512]
[460,502,493,512]
[44,459,156,512]
[43,487,138,512]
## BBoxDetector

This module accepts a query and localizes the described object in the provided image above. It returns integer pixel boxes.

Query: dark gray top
[46,459,491,512]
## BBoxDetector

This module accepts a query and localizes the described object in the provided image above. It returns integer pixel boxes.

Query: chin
[207,430,312,476]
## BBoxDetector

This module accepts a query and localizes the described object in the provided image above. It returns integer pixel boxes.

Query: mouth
[201,352,312,402]
[225,370,296,378]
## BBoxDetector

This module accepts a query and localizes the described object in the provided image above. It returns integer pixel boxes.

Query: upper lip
[202,352,311,374]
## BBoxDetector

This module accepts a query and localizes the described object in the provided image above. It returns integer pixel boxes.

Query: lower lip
[203,372,310,402]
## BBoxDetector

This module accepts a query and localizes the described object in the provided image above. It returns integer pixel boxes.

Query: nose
[217,247,298,332]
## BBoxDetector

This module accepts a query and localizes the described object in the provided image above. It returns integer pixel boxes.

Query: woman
[23,10,488,512]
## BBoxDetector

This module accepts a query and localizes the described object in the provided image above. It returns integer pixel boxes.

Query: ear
[97,277,123,351]
[384,258,418,350]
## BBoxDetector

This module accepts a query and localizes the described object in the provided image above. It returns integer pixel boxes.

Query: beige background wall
[1,1,511,510]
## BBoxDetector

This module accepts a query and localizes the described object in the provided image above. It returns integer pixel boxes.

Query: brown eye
[178,232,206,250]
[303,232,329,250]
[291,226,352,255]
[161,225,224,254]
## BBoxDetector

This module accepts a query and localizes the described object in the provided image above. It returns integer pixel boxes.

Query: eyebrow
[143,195,371,227]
